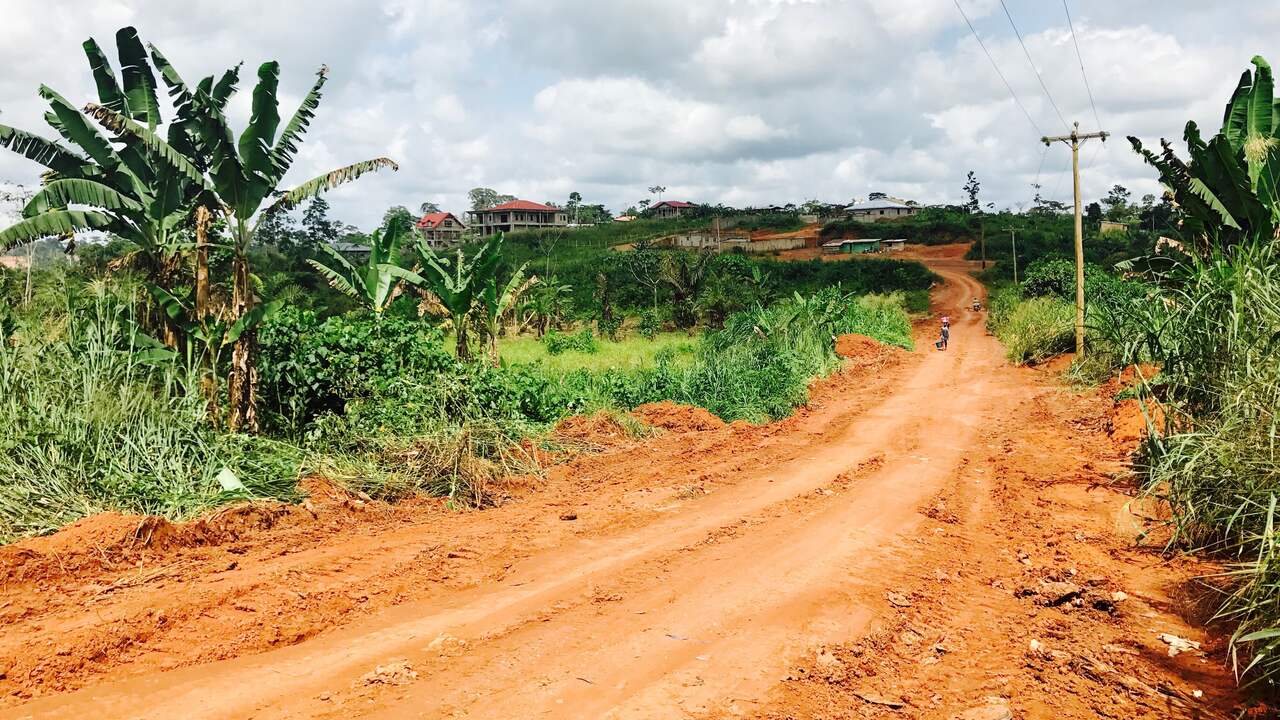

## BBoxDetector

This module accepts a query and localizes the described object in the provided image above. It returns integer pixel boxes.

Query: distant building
[1099,220,1128,234]
[615,214,638,223]
[470,200,567,237]
[845,199,919,222]
[330,241,371,262]
[882,238,906,252]
[651,200,696,220]
[416,211,467,247]
[821,238,882,254]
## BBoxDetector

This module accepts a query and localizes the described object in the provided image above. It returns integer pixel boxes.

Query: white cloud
[529,77,787,161]
[0,0,1277,224]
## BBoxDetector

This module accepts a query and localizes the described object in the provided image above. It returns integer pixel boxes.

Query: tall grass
[0,283,301,543]
[990,296,1075,364]
[1109,241,1280,685]
[556,290,913,423]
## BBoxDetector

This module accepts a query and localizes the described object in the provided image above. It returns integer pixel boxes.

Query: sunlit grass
[456,331,699,372]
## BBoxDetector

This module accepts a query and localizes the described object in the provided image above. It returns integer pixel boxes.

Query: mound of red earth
[1103,365,1165,452]
[834,333,885,361]
[632,401,727,433]
[552,412,633,447]
[0,477,363,583]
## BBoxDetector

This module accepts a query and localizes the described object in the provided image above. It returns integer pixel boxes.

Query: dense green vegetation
[986,55,1280,688]
[1117,57,1280,689]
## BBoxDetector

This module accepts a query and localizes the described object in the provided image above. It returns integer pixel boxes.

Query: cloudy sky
[1,0,1277,229]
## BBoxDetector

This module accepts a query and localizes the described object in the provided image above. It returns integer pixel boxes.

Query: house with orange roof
[469,200,568,237]
[416,211,467,247]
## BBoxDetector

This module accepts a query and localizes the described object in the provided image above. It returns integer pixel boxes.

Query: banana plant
[0,28,244,347]
[479,263,537,366]
[91,59,398,433]
[1130,55,1280,254]
[307,221,422,315]
[0,29,231,279]
[412,233,504,360]
[147,282,283,422]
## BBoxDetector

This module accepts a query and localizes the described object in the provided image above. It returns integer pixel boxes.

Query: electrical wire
[951,0,1043,137]
[998,0,1069,131]
[1050,151,1072,204]
[1062,0,1102,131]
[1030,144,1049,207]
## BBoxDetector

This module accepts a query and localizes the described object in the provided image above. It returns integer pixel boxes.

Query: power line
[1050,150,1072,202]
[951,0,1043,137]
[1030,144,1049,207]
[998,0,1069,130]
[1062,0,1102,130]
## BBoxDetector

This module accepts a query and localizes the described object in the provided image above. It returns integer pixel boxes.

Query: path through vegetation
[1,257,1253,718]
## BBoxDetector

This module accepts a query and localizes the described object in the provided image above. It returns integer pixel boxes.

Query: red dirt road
[0,259,1252,719]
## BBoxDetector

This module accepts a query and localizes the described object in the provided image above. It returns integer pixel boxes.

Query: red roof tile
[653,200,696,209]
[416,211,463,229]
[478,200,559,213]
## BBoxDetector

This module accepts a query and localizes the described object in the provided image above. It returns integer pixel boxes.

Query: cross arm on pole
[1041,122,1109,146]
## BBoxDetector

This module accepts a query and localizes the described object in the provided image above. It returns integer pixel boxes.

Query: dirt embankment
[0,263,1261,719]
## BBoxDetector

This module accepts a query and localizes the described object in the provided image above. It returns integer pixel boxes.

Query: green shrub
[258,308,455,434]
[542,328,599,355]
[637,309,663,339]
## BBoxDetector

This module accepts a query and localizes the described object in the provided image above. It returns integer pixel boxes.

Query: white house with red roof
[416,211,467,247]
[651,200,696,220]
[469,200,568,237]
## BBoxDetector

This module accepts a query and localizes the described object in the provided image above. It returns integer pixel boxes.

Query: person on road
[972,297,981,312]
[938,315,951,350]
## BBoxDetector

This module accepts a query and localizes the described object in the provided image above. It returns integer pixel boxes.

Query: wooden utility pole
[1041,122,1108,359]
[1009,228,1019,285]
[979,217,986,269]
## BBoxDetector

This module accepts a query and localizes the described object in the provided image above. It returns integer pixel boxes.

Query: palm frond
[211,63,242,111]
[265,157,398,214]
[83,103,212,191]
[0,124,88,176]
[307,257,361,299]
[81,37,127,113]
[23,178,142,215]
[116,27,161,129]
[39,86,123,175]
[238,61,282,181]
[0,210,113,252]
[271,65,327,180]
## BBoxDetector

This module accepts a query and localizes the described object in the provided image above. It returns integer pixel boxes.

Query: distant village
[412,192,923,254]
[0,186,927,268]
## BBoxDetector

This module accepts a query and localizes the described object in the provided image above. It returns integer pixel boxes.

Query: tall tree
[962,171,981,214]
[382,204,414,234]
[468,187,498,211]
[419,200,440,214]
[301,195,338,252]
[1101,184,1133,221]
[97,61,397,431]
